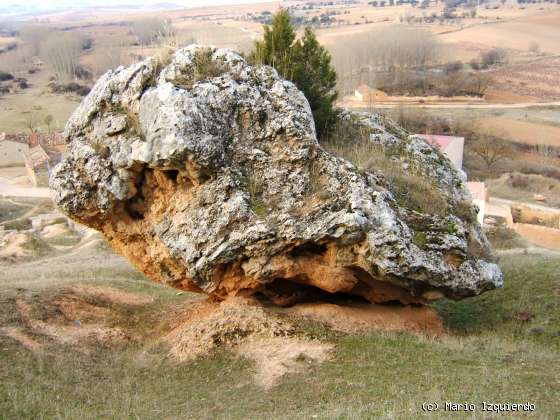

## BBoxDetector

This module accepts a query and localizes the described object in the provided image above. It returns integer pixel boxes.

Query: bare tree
[23,111,39,133]
[328,25,441,95]
[90,37,132,77]
[44,114,54,133]
[470,133,514,169]
[131,17,174,46]
[42,32,84,81]
[18,24,51,57]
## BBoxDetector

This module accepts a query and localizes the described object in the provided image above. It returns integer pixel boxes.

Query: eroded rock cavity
[50,45,503,307]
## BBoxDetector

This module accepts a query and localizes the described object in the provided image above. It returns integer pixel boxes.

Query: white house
[354,85,388,103]
[415,134,465,170]
[467,181,487,225]
[0,133,29,166]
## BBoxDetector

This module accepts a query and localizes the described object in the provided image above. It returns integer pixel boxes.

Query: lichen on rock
[50,45,503,306]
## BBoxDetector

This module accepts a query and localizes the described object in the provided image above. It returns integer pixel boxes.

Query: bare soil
[236,337,334,389]
[283,302,445,337]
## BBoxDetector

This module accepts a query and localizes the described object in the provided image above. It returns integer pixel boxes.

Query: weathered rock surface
[50,45,502,305]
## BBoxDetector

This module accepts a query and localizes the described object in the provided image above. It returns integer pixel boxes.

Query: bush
[192,48,226,82]
[0,70,14,81]
[486,226,526,249]
[15,78,28,89]
[444,60,463,74]
[469,58,481,70]
[48,81,90,96]
[481,48,508,67]
[2,218,32,231]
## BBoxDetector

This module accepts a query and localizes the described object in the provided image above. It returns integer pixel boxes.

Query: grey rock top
[50,45,502,305]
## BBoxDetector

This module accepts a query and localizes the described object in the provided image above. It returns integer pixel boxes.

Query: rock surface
[51,45,502,305]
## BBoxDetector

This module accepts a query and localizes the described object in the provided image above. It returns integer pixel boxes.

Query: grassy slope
[0,254,559,419]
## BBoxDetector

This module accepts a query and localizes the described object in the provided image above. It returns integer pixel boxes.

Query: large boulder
[50,45,502,305]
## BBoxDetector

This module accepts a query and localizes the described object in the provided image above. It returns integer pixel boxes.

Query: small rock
[533,194,546,202]
[528,327,545,335]
[514,310,534,322]
[501,354,514,363]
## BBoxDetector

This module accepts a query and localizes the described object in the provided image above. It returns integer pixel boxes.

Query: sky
[0,0,267,7]
[0,0,270,16]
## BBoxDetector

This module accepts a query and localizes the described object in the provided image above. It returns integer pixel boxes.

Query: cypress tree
[292,28,338,138]
[251,10,338,140]
[252,9,296,79]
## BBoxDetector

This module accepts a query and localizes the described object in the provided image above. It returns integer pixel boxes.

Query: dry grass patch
[323,121,449,216]
[236,337,333,389]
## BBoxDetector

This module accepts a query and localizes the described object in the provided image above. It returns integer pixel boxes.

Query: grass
[0,199,33,223]
[486,225,529,249]
[245,173,268,218]
[0,253,559,418]
[323,121,450,216]
[486,172,560,209]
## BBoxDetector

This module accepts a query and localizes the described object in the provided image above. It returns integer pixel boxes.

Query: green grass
[0,254,559,419]
[0,200,32,223]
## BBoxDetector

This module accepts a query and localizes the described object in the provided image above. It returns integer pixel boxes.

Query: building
[415,134,465,170]
[354,85,388,103]
[23,144,61,187]
[0,133,30,166]
[467,181,487,225]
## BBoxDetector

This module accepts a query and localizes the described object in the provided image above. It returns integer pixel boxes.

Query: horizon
[0,0,275,17]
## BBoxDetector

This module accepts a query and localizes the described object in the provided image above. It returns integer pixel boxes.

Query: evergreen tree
[251,10,338,139]
[252,9,296,79]
[292,28,338,138]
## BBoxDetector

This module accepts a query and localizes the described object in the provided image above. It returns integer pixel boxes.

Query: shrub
[192,48,226,82]
[48,81,90,96]
[469,58,481,70]
[444,60,463,74]
[15,78,28,89]
[486,226,526,249]
[3,218,32,231]
[0,70,14,81]
[481,48,508,67]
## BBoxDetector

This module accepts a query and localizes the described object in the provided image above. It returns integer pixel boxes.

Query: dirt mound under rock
[283,302,445,337]
[165,297,295,362]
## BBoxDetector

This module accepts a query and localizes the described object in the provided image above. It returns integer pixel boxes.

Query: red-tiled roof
[24,145,50,168]
[0,132,65,146]
[416,134,464,151]
[0,133,29,145]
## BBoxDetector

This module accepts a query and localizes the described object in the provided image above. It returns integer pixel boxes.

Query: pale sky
[0,0,269,7]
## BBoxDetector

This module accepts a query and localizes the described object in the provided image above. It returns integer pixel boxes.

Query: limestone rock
[50,45,503,305]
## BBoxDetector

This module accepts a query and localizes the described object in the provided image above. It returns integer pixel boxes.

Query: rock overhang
[50,45,503,306]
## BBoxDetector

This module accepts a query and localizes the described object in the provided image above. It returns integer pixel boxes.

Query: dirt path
[489,197,560,214]
[0,177,50,198]
[496,247,560,256]
[347,101,560,110]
